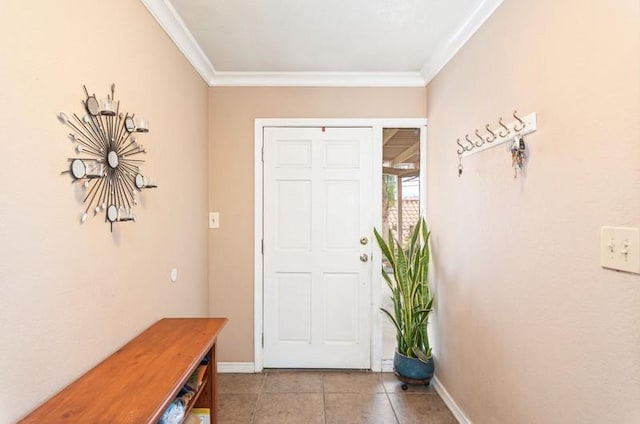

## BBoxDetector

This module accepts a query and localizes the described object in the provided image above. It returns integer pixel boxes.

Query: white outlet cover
[170,268,178,282]
[209,212,220,229]
[600,226,640,274]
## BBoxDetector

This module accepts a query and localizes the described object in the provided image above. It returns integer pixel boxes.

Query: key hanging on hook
[510,132,527,178]
[457,153,463,177]
[518,132,526,151]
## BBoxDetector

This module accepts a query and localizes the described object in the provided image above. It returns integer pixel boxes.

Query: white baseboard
[217,362,256,373]
[431,375,472,424]
[219,361,394,373]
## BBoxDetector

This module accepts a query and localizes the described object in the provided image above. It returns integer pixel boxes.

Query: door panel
[263,127,372,369]
[324,181,359,249]
[276,273,311,342]
[324,272,359,343]
[276,180,312,250]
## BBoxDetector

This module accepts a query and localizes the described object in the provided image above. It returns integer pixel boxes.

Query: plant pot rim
[394,350,432,362]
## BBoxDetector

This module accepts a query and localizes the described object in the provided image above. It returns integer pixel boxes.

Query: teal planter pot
[393,351,434,387]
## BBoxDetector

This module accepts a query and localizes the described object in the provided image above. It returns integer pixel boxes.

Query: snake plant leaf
[381,267,394,290]
[374,217,433,360]
[380,307,401,333]
[412,347,432,363]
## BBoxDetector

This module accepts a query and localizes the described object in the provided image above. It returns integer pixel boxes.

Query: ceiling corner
[141,0,216,85]
[420,0,504,85]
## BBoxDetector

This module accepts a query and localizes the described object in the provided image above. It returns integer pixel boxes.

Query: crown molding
[142,0,502,88]
[210,71,426,87]
[420,0,504,85]
[420,0,503,84]
[140,0,216,84]
[141,1,424,87]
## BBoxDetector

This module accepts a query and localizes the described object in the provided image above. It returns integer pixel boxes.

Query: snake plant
[374,217,433,363]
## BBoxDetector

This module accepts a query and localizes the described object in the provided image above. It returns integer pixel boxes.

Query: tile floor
[217,371,457,424]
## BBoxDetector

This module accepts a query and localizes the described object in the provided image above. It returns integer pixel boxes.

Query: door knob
[360,236,369,245]
[360,253,369,262]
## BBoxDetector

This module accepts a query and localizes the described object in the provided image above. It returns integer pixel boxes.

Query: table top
[19,318,228,424]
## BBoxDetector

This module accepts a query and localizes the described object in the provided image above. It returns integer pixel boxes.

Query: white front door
[263,126,373,368]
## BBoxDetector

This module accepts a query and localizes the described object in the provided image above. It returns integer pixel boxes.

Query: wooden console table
[19,318,228,424]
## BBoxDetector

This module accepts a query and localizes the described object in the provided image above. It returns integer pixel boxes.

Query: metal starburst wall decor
[58,84,157,231]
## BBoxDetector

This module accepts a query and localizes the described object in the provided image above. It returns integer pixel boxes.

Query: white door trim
[254,118,428,372]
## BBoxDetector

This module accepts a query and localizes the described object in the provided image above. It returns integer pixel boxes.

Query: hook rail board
[461,112,537,158]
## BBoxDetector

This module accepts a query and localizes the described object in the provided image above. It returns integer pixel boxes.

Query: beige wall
[208,87,427,361]
[0,1,209,422]
[426,0,640,422]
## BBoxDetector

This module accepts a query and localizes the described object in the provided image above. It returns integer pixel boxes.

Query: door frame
[254,118,428,372]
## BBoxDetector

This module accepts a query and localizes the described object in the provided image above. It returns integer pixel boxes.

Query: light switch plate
[600,226,640,274]
[209,212,220,229]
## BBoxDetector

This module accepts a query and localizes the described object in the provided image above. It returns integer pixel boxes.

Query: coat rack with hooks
[456,110,537,158]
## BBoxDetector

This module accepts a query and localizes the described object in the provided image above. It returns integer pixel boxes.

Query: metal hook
[498,117,510,137]
[513,110,525,132]
[456,139,466,155]
[464,134,475,150]
[474,129,485,147]
[485,124,497,143]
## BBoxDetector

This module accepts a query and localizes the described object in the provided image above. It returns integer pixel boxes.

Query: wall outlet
[209,212,220,229]
[600,226,640,274]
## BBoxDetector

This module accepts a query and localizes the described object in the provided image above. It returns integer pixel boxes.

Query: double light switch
[600,226,640,274]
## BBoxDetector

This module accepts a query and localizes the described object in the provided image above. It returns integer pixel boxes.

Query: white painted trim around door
[420,125,428,217]
[254,118,428,372]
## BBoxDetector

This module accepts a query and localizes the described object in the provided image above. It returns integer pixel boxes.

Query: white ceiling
[141,0,503,86]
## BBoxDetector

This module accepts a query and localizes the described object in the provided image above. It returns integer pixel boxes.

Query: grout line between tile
[383,374,402,424]
[248,372,267,424]
[321,372,327,424]
[385,391,401,424]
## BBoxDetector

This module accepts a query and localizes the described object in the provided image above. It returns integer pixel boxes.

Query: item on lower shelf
[190,408,210,424]
[159,399,185,424]
[184,415,202,424]
[178,385,196,405]
[186,362,208,391]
